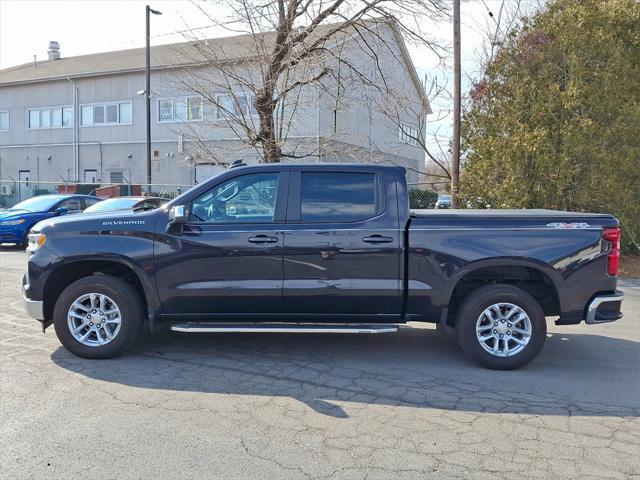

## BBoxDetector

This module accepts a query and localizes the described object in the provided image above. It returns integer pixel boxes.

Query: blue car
[0,194,101,245]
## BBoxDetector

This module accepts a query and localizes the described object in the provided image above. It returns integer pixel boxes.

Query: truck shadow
[50,326,640,418]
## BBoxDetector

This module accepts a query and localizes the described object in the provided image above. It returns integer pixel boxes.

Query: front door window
[190,172,279,224]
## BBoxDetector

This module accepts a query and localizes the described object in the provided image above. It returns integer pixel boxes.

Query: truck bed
[411,208,614,218]
[409,208,617,230]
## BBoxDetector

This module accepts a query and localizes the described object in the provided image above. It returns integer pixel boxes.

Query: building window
[0,110,8,132]
[187,97,203,121]
[94,105,105,124]
[216,93,255,119]
[158,96,203,123]
[236,94,254,116]
[52,108,62,127]
[80,101,132,126]
[40,109,50,128]
[106,104,118,123]
[399,123,420,146]
[159,100,173,122]
[28,106,73,129]
[81,105,93,126]
[119,102,132,124]
[63,108,73,127]
[216,95,234,119]
[29,110,39,129]
[109,171,124,183]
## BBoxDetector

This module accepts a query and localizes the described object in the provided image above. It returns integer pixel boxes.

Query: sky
[0,0,517,151]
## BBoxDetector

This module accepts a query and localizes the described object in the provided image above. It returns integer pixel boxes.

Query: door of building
[18,170,31,202]
[84,169,98,183]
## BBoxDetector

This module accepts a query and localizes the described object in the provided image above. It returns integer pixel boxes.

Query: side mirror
[168,205,187,223]
[166,205,187,233]
[55,207,68,216]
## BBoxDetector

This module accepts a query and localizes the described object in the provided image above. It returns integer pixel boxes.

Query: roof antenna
[33,55,37,68]
[229,159,247,169]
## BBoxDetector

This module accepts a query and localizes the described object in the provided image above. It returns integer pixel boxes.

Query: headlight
[27,232,46,252]
[0,218,26,226]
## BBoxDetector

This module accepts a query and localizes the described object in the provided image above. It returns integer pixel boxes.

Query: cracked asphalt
[1,248,639,479]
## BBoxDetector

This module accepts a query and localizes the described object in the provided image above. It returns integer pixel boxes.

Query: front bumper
[22,282,44,321]
[586,291,624,324]
[0,231,24,243]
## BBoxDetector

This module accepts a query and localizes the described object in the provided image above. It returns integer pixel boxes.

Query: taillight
[602,227,621,276]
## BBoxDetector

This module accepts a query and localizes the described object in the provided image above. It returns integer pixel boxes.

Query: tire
[455,284,547,370]
[53,274,144,359]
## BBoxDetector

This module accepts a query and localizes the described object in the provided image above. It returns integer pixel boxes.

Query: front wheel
[53,275,144,359]
[455,284,547,370]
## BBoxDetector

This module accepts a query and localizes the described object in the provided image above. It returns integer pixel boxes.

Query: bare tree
[471,0,533,70]
[163,0,447,165]
[376,72,453,182]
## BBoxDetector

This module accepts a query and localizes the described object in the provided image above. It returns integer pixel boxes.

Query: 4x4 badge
[546,222,590,229]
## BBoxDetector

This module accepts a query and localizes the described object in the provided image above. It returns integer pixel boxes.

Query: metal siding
[1,29,424,184]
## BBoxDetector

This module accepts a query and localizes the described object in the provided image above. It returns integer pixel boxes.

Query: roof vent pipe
[48,41,60,60]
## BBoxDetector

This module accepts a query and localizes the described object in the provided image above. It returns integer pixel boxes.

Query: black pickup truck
[23,164,624,369]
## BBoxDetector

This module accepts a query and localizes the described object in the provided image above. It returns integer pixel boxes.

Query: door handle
[363,235,394,244]
[248,235,279,244]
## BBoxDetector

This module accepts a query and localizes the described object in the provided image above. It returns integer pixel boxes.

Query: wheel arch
[42,257,155,323]
[444,258,562,327]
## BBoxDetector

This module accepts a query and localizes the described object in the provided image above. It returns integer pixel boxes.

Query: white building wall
[0,26,426,191]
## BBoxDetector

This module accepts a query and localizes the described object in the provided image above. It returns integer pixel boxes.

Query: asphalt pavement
[1,247,638,479]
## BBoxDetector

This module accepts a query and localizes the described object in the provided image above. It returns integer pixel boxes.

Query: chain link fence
[2,179,448,211]
[407,183,441,209]
[0,180,192,210]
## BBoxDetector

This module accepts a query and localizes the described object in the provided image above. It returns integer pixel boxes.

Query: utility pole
[451,0,461,208]
[145,5,162,192]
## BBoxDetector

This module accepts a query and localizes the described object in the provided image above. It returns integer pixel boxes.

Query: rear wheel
[455,284,546,370]
[53,275,144,359]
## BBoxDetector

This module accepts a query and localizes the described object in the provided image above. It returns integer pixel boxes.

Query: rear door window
[300,172,378,222]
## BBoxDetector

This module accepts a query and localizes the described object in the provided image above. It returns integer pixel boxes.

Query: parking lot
[0,247,638,479]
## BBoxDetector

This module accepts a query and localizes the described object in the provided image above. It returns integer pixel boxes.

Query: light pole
[145,5,162,191]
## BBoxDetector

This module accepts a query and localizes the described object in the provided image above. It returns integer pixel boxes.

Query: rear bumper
[585,291,624,324]
[22,281,44,321]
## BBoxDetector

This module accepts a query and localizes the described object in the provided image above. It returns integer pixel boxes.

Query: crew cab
[23,164,624,369]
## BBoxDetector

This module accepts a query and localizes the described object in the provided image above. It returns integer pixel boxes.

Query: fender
[444,256,564,296]
[46,253,161,312]
[442,256,563,309]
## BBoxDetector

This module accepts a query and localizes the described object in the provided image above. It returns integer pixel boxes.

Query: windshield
[438,195,452,201]
[83,198,139,213]
[11,196,61,212]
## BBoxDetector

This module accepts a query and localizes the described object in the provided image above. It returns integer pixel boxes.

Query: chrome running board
[170,323,399,334]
